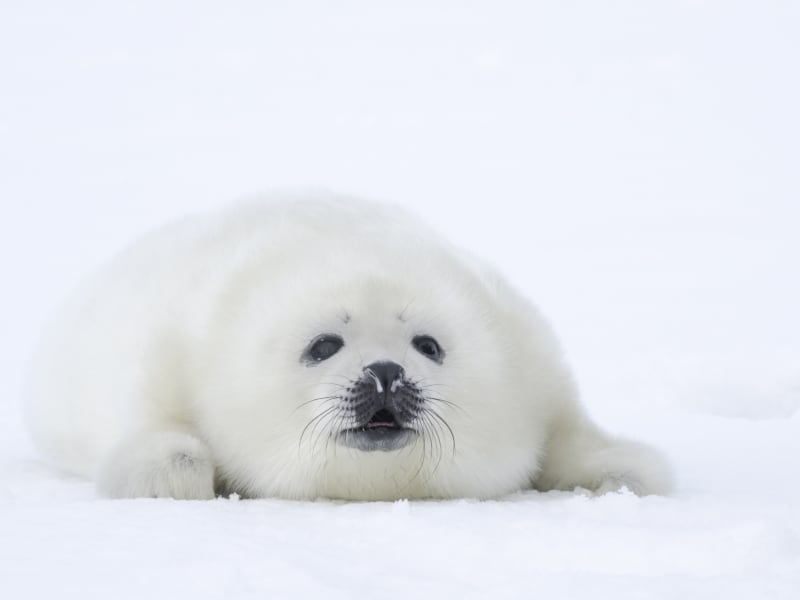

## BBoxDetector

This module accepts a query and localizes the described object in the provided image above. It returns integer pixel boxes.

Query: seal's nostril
[364,361,404,394]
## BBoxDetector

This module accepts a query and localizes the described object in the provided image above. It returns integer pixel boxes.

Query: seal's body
[27,195,672,500]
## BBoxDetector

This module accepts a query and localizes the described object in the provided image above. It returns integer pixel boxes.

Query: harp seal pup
[27,194,673,500]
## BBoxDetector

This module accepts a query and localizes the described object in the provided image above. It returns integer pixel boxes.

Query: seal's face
[287,276,466,469]
[197,226,565,500]
[300,333,446,453]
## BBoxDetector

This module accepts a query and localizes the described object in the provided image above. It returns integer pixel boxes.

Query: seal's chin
[338,409,416,452]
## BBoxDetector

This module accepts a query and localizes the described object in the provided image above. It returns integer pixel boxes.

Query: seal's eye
[412,335,444,363]
[303,335,344,363]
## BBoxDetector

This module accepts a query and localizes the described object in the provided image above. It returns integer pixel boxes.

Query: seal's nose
[364,361,404,394]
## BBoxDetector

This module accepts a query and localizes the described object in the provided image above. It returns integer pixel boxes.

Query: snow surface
[1,1,799,598]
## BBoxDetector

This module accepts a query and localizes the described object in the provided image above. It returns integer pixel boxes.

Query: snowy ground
[1,1,798,598]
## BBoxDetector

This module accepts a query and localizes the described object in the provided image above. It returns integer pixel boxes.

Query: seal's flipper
[96,430,216,499]
[533,416,674,496]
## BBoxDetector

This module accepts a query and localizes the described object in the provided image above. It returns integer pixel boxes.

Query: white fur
[26,193,673,500]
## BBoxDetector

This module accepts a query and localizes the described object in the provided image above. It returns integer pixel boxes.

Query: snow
[1,1,799,598]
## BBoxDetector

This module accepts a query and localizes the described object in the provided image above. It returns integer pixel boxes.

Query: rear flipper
[96,430,216,499]
[534,417,673,496]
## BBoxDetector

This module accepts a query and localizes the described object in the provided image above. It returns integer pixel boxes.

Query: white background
[1,1,798,598]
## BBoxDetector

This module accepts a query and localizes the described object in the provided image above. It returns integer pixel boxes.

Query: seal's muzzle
[339,361,417,452]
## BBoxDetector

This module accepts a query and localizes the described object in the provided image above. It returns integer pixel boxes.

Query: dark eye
[303,334,344,363]
[412,335,444,363]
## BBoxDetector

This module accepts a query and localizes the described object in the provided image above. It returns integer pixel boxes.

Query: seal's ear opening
[302,334,344,364]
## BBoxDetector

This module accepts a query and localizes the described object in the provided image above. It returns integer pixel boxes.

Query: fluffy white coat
[27,195,673,500]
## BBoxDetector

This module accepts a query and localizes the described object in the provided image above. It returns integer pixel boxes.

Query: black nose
[364,361,404,394]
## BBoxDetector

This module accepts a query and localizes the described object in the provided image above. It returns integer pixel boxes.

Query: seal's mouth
[339,408,414,452]
[364,408,399,430]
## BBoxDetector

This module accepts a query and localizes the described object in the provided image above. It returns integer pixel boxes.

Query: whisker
[300,378,350,389]
[421,409,444,477]
[427,409,456,458]
[293,395,341,412]
[404,419,427,490]
[308,406,342,447]
[412,380,451,390]
[299,406,339,449]
[312,407,342,458]
[325,408,352,456]
[424,394,466,416]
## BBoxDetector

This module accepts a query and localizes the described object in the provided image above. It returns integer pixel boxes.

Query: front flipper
[534,417,673,496]
[96,430,216,499]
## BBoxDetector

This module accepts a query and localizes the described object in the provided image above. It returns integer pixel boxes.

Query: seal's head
[192,199,574,500]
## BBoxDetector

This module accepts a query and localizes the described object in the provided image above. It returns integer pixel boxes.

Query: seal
[27,194,673,500]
